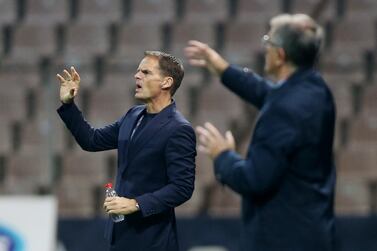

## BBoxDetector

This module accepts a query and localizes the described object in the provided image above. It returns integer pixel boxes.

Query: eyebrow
[137,68,152,74]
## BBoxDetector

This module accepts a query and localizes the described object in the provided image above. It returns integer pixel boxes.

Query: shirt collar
[267,79,286,89]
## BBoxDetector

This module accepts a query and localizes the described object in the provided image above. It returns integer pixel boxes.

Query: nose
[134,71,141,80]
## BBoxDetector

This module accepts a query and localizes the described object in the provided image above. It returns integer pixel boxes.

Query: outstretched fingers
[225,130,235,149]
[56,73,65,83]
[196,122,236,158]
[56,66,80,85]
[70,66,80,82]
[204,122,223,140]
[196,126,212,149]
[63,69,72,80]
[188,59,207,67]
[196,125,213,142]
[184,45,204,57]
[185,40,210,66]
[187,40,208,49]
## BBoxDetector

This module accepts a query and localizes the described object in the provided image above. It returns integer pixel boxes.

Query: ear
[277,48,286,63]
[276,48,286,65]
[161,76,173,90]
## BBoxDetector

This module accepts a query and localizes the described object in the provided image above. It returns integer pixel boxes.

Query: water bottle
[104,183,125,223]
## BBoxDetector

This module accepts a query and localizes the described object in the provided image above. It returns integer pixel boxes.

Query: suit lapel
[124,106,146,142]
[117,106,146,180]
[125,102,176,170]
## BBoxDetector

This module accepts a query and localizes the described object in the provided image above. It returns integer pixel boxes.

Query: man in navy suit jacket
[57,51,196,251]
[185,14,336,250]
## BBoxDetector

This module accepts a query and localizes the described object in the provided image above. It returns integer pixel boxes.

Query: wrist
[210,52,229,76]
[134,200,140,211]
[61,98,73,104]
[216,60,229,76]
[211,148,230,160]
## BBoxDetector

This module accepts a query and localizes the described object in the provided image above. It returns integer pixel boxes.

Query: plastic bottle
[104,183,124,222]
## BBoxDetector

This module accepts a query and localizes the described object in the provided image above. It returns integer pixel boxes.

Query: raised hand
[196,122,235,159]
[57,66,81,104]
[184,40,229,76]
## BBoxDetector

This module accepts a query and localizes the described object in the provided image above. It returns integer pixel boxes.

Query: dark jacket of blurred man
[185,14,335,251]
[57,51,196,251]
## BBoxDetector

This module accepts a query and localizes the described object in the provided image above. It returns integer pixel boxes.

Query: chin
[135,95,146,102]
[134,92,141,98]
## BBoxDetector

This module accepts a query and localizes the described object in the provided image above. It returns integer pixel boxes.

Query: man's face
[134,56,165,102]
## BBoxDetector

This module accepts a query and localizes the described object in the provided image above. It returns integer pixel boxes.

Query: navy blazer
[214,66,336,251]
[58,101,196,251]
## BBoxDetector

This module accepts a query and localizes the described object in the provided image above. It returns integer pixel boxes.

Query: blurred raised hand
[196,122,236,159]
[184,40,229,76]
[57,66,81,104]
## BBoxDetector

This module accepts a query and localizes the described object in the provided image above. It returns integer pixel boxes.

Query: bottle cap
[104,183,113,189]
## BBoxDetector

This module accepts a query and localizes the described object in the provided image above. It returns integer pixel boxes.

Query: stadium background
[0,0,376,250]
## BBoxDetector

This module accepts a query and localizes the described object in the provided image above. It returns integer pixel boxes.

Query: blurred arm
[221,65,271,109]
[185,40,271,109]
[213,106,300,196]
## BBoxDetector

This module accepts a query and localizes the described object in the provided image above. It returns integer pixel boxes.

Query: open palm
[57,66,81,104]
[184,40,229,76]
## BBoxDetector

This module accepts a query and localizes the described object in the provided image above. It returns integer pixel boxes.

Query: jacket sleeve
[57,102,121,151]
[213,105,301,196]
[221,65,272,109]
[135,124,196,217]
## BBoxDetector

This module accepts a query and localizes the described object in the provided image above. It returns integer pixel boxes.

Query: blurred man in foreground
[185,14,336,251]
[57,51,196,251]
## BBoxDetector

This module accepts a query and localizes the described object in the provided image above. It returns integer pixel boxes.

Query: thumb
[69,88,75,97]
[225,130,235,149]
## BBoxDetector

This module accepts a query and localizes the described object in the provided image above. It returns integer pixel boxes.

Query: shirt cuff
[57,101,75,112]
[214,150,232,183]
[134,194,155,217]
[220,64,249,84]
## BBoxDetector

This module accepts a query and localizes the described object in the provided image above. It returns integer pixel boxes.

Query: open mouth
[135,83,142,91]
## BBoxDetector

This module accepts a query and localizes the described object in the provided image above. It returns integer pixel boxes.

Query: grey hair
[269,14,324,68]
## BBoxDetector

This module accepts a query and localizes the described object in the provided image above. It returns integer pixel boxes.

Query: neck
[275,64,297,82]
[145,96,172,113]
